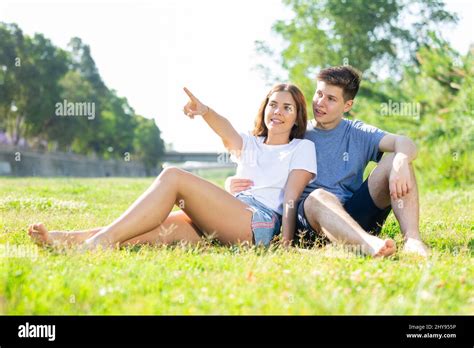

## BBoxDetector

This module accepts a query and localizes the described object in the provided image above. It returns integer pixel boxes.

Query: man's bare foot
[403,237,429,257]
[372,239,396,258]
[28,223,53,246]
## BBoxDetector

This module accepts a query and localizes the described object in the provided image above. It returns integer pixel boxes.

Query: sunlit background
[1,0,471,152]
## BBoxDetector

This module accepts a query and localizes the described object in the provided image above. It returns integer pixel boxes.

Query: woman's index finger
[183,87,198,102]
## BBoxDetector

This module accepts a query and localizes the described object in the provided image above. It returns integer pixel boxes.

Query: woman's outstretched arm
[183,87,242,152]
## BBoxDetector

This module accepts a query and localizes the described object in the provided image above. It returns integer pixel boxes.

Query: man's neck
[312,117,343,130]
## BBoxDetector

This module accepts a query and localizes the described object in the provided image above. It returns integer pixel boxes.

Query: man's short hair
[317,66,362,101]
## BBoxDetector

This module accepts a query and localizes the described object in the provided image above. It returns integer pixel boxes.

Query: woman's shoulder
[290,138,316,157]
[292,138,314,148]
[238,131,262,146]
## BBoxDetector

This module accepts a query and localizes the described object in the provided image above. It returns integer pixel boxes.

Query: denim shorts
[235,193,282,247]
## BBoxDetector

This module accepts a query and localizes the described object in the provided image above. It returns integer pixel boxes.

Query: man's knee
[303,189,337,233]
[304,189,336,214]
[370,153,417,187]
[368,154,396,193]
[374,153,395,177]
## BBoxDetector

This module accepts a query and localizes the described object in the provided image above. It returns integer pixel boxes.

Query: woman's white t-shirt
[230,132,317,215]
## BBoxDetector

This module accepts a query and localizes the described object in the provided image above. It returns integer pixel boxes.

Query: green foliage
[0,23,69,145]
[48,70,95,150]
[261,0,457,92]
[353,41,473,188]
[133,116,165,172]
[0,23,165,170]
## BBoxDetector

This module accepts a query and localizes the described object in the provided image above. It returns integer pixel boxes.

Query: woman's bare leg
[28,211,203,247]
[28,225,102,246]
[84,167,254,249]
[121,210,203,246]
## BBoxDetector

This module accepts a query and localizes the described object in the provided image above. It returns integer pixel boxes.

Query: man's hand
[225,176,254,195]
[389,153,413,200]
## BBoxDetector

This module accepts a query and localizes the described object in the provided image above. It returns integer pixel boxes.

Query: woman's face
[264,91,297,137]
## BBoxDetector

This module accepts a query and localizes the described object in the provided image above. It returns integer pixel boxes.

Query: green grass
[0,176,472,314]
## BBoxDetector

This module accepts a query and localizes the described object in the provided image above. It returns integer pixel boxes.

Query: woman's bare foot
[372,239,396,258]
[28,223,53,247]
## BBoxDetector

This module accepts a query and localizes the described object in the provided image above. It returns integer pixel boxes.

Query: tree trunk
[13,114,23,146]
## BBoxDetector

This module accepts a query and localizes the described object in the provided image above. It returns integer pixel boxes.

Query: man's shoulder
[303,118,386,140]
[345,118,386,135]
[345,118,370,129]
[304,118,352,137]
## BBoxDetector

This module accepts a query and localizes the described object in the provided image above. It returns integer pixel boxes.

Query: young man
[227,66,429,257]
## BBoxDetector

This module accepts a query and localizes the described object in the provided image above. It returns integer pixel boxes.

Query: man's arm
[379,133,417,161]
[378,134,418,200]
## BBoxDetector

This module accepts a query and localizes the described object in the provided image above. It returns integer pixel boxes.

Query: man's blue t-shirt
[302,118,386,204]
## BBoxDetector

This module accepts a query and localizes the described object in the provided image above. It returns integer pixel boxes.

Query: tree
[0,23,28,143]
[68,37,107,97]
[257,0,458,98]
[0,22,166,169]
[49,70,96,151]
[0,23,69,145]
[133,116,165,173]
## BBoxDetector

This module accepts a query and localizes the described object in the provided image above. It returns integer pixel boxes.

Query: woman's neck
[264,132,290,145]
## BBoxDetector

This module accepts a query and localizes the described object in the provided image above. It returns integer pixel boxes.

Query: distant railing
[162,151,221,163]
[0,146,235,176]
[0,145,157,177]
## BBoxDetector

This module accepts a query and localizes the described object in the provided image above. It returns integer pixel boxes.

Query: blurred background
[0,0,472,187]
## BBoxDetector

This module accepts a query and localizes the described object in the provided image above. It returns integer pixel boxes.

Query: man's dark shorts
[295,179,392,247]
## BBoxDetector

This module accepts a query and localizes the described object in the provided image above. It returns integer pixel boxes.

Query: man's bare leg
[368,153,429,256]
[304,189,396,257]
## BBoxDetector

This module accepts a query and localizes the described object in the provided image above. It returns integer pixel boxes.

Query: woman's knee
[156,166,184,183]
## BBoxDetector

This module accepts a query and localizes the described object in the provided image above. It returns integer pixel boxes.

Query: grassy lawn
[0,175,472,315]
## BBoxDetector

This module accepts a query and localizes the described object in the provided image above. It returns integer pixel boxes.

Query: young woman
[28,84,317,249]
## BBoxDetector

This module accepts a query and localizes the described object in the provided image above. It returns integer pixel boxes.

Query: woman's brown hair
[252,83,307,141]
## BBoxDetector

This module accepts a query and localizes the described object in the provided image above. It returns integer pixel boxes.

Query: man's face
[312,80,353,126]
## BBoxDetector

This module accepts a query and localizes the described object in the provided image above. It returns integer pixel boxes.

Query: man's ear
[343,99,354,113]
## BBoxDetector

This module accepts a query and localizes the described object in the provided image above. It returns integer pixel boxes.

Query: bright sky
[1,0,472,152]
